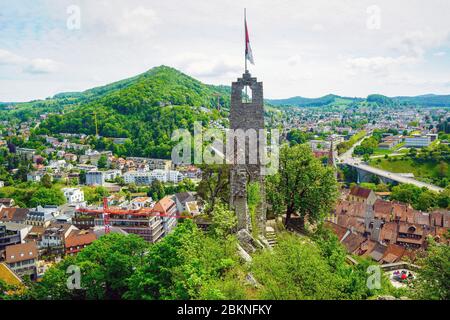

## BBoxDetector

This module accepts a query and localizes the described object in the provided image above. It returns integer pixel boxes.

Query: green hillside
[267,93,450,108]
[36,66,231,158]
[266,94,362,107]
[393,94,450,107]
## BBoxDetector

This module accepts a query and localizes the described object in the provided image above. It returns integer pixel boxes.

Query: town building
[153,196,178,234]
[174,192,196,214]
[4,242,38,281]
[86,171,105,186]
[348,186,378,206]
[62,188,85,204]
[25,206,60,227]
[130,197,154,209]
[16,148,36,160]
[0,222,32,242]
[64,229,96,256]
[404,135,431,148]
[0,208,29,224]
[0,224,21,257]
[0,198,15,208]
[40,223,78,256]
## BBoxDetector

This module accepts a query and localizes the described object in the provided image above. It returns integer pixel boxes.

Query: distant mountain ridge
[266,93,450,107]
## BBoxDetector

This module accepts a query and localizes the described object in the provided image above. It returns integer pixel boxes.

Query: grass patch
[369,158,449,181]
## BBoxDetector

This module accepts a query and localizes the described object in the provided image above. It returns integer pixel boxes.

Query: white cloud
[116,6,160,36]
[287,55,302,66]
[0,49,26,65]
[345,55,418,76]
[24,58,60,74]
[0,49,59,74]
[434,51,446,57]
[311,24,325,32]
[386,30,450,58]
[173,53,241,78]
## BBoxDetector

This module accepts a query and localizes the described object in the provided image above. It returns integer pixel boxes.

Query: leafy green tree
[27,234,149,300]
[416,190,438,211]
[251,233,350,299]
[197,164,230,213]
[125,220,239,300]
[266,144,338,229]
[29,187,66,207]
[210,202,237,238]
[390,184,422,206]
[79,170,86,184]
[97,155,108,169]
[176,178,196,193]
[148,180,165,201]
[41,174,53,188]
[412,240,450,300]
[82,186,110,204]
[437,187,450,209]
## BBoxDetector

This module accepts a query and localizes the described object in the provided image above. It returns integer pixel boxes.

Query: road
[342,157,444,192]
[337,131,444,193]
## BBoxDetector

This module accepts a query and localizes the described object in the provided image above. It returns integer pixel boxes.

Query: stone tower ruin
[229,70,266,235]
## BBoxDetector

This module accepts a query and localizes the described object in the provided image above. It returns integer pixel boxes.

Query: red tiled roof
[341,232,366,253]
[65,230,96,248]
[349,186,373,199]
[398,222,423,236]
[381,243,406,263]
[413,211,430,226]
[373,199,392,220]
[5,242,38,264]
[337,215,365,234]
[359,239,377,256]
[153,196,176,214]
[0,208,29,222]
[324,221,349,241]
[379,222,398,244]
[392,202,414,222]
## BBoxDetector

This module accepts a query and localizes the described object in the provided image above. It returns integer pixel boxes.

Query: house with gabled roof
[4,242,38,281]
[348,186,378,206]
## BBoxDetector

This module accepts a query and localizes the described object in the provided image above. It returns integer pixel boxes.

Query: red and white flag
[245,15,255,65]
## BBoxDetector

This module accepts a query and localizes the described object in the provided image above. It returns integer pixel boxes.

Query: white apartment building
[124,170,183,185]
[62,188,85,204]
[104,169,122,181]
[124,171,152,185]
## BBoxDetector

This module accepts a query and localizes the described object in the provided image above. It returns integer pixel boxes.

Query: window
[241,85,253,103]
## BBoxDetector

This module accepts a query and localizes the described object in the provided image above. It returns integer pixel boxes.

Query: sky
[0,0,450,102]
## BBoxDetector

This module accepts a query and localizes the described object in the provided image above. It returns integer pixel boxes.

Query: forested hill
[265,95,362,107]
[267,93,450,108]
[36,66,231,158]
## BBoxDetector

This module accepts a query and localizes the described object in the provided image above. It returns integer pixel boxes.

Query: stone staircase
[265,226,277,248]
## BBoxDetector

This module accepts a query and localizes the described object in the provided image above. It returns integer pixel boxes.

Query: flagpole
[244,8,247,73]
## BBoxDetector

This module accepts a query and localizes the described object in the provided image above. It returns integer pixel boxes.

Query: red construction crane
[77,197,192,234]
